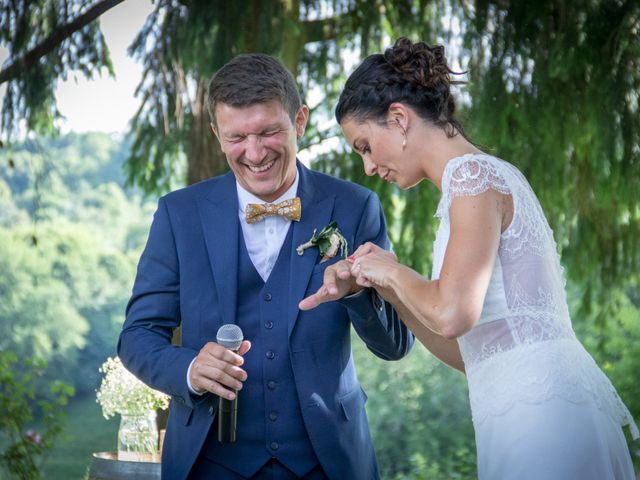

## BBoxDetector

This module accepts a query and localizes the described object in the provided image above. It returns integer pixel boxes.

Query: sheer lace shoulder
[436,154,511,219]
[435,153,553,260]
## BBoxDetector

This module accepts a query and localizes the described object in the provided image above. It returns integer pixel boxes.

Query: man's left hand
[298,259,361,310]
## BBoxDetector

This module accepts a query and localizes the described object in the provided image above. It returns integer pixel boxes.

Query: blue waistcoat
[202,226,318,477]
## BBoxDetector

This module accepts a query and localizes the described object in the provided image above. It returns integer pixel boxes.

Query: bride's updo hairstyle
[335,37,468,139]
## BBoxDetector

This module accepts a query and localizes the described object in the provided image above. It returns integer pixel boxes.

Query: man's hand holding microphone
[188,325,251,442]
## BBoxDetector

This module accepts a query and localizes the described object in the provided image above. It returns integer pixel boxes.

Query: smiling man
[118,53,414,480]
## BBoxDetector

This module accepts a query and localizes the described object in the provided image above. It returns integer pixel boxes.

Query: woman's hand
[349,242,400,303]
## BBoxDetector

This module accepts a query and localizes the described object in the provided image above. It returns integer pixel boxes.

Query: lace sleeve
[436,154,512,219]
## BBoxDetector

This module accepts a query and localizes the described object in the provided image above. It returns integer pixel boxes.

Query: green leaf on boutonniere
[296,221,348,263]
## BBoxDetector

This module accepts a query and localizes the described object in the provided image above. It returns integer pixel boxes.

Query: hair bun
[383,37,452,90]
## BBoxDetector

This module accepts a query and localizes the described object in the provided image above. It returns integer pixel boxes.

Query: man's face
[213,100,308,202]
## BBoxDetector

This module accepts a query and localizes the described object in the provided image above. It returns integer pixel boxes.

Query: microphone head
[216,324,244,351]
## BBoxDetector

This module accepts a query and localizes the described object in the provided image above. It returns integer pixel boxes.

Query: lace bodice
[432,153,638,438]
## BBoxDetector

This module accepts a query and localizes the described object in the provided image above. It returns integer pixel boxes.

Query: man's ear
[210,122,224,152]
[295,105,310,138]
[387,102,410,133]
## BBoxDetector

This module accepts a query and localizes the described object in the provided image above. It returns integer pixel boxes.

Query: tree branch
[0,0,125,85]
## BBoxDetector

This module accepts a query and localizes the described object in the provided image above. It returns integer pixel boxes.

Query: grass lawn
[42,394,118,479]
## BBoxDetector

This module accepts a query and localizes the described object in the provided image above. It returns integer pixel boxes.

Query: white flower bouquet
[96,356,169,418]
[96,357,170,461]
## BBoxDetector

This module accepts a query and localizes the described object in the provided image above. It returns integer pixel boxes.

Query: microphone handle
[217,393,238,443]
[216,343,241,443]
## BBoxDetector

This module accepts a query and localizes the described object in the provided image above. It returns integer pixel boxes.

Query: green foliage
[574,288,640,465]
[354,340,477,479]
[0,133,154,396]
[566,281,640,467]
[124,0,443,191]
[600,293,640,420]
[0,228,88,369]
[0,351,74,480]
[462,0,640,317]
[0,1,114,138]
[41,394,118,479]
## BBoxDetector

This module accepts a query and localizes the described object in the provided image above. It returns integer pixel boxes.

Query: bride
[300,37,637,479]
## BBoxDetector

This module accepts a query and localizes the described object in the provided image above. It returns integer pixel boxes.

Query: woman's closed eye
[354,142,371,155]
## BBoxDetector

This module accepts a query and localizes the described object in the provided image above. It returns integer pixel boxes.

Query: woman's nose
[363,157,377,176]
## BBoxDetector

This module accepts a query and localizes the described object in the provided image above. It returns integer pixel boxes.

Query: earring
[396,119,407,150]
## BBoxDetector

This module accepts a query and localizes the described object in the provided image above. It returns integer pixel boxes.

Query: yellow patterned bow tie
[245,197,301,224]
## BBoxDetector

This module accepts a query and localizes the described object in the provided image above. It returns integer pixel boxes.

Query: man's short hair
[207,54,302,127]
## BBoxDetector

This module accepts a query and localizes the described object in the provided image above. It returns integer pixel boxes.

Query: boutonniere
[296,221,348,263]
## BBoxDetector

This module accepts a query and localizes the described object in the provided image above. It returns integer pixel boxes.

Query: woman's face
[340,117,422,189]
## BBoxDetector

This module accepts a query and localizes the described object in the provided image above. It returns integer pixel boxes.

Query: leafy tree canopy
[461,0,640,320]
[1,0,638,375]
[0,0,122,137]
[0,133,153,395]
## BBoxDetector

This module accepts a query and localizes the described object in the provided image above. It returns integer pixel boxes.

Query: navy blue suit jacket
[118,162,414,479]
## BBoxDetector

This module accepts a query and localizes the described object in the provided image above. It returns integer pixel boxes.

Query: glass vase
[117,411,159,462]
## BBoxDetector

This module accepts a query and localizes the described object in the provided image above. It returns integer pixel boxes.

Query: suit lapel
[198,173,239,327]
[288,163,335,336]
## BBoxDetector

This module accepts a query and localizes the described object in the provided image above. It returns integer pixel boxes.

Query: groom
[118,53,414,480]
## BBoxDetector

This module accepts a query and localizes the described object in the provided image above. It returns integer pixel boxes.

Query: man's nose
[245,135,267,163]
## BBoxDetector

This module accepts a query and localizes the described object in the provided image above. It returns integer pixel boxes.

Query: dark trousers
[188,456,329,480]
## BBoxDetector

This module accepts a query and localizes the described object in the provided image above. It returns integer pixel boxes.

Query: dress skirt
[474,396,636,480]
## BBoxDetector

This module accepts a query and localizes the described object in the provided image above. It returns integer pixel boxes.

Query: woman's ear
[387,102,410,133]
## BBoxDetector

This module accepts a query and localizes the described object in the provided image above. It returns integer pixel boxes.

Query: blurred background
[1,0,638,478]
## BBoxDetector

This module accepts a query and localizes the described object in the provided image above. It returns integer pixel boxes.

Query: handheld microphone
[216,324,244,443]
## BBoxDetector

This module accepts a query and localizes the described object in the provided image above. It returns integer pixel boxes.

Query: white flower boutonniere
[296,221,348,263]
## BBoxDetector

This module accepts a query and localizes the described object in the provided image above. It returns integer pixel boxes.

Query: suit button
[270,442,279,451]
[265,321,273,329]
[267,381,277,390]
[263,293,272,301]
[269,412,278,421]
[208,406,214,415]
[266,351,275,360]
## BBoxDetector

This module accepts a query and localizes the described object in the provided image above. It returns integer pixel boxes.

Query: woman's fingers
[348,242,380,261]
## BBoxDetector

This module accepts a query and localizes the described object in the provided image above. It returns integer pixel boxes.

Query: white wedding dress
[432,153,638,480]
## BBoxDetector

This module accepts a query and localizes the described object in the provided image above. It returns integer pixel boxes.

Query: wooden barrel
[89,452,161,480]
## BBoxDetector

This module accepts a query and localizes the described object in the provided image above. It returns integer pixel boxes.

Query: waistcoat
[202,226,318,477]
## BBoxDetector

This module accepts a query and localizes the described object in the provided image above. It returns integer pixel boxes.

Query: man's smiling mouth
[248,160,275,173]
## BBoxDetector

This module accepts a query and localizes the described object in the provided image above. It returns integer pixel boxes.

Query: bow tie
[245,197,301,224]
